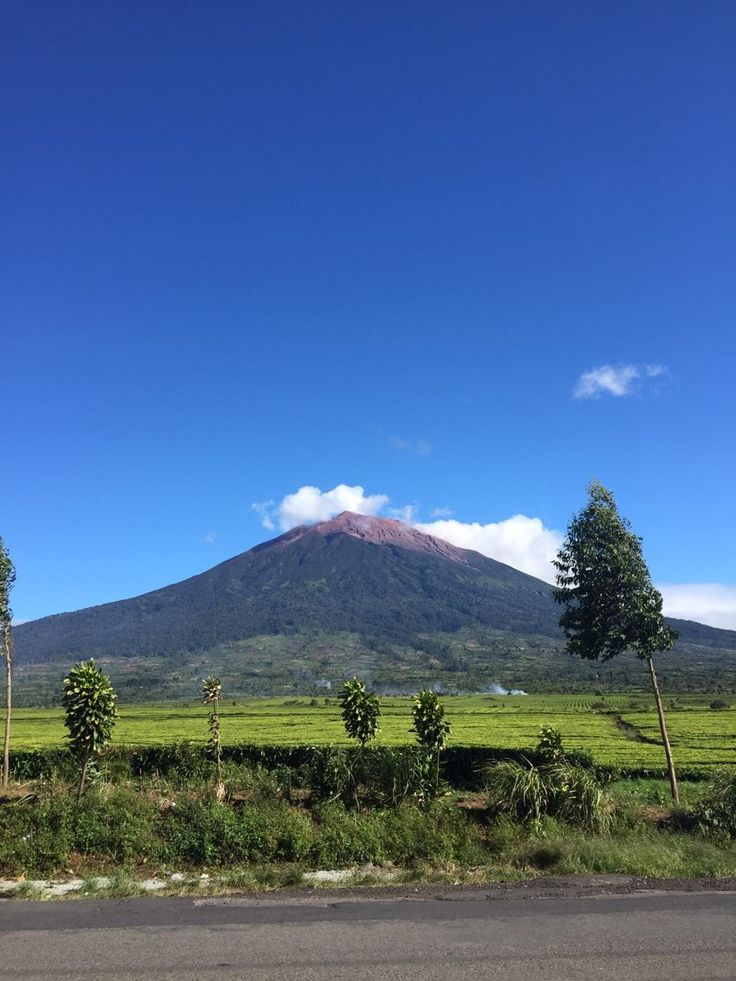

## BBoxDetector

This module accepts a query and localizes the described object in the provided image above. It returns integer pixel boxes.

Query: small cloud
[388,435,432,456]
[254,484,390,532]
[203,532,216,545]
[659,583,736,631]
[430,507,454,519]
[252,500,276,531]
[573,363,670,399]
[388,504,418,523]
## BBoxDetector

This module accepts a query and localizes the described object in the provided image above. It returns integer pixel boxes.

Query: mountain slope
[13,512,736,697]
[14,513,559,662]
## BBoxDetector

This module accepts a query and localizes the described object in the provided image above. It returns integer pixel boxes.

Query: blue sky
[3,1,735,627]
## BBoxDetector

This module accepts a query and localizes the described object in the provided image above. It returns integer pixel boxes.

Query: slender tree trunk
[78,749,91,799]
[647,655,679,804]
[2,623,12,789]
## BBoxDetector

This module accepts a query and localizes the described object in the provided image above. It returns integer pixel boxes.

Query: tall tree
[554,482,680,802]
[0,536,15,789]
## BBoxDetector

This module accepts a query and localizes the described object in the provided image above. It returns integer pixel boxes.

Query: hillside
[13,512,736,701]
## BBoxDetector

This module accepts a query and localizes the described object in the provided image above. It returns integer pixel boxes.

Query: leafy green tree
[202,676,224,801]
[554,482,680,801]
[0,537,15,789]
[411,689,452,797]
[62,660,118,797]
[338,678,380,747]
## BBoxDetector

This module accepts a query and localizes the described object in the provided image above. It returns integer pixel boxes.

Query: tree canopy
[553,482,677,662]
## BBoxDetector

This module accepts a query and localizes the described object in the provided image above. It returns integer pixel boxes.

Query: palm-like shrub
[62,660,118,797]
[202,676,224,801]
[338,678,380,747]
[411,689,451,799]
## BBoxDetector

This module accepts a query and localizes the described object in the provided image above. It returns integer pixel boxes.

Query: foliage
[411,690,452,755]
[338,678,380,747]
[553,482,677,662]
[62,660,118,796]
[694,772,736,839]
[483,758,614,832]
[553,482,680,802]
[201,675,224,800]
[535,726,564,763]
[411,689,452,799]
[0,536,14,633]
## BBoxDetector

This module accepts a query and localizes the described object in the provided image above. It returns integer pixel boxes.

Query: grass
[10,693,735,771]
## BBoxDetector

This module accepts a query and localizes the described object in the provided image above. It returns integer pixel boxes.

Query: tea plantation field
[10,693,735,770]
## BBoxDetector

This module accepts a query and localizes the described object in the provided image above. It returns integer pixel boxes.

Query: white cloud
[573,363,669,399]
[659,584,736,631]
[202,531,216,545]
[430,507,454,518]
[255,484,390,532]
[415,515,563,582]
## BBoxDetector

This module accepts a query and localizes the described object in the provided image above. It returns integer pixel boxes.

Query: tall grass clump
[694,772,736,839]
[483,758,613,833]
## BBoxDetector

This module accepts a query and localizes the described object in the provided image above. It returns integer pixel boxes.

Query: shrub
[338,679,380,747]
[310,800,485,868]
[62,660,118,796]
[483,758,613,832]
[694,772,736,839]
[162,798,313,865]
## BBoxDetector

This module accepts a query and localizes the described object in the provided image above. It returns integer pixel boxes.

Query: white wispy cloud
[659,583,736,631]
[573,363,669,399]
[202,532,216,545]
[388,435,432,455]
[430,507,454,518]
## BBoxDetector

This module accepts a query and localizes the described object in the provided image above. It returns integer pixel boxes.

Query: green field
[10,693,735,770]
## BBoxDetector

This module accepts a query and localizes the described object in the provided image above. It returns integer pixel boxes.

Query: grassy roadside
[2,770,736,897]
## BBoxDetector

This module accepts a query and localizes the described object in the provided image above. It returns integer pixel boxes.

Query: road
[1,882,735,980]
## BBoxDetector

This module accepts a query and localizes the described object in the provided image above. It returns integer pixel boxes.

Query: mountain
[13,512,736,700]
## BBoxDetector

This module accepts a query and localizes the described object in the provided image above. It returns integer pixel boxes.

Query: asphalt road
[1,883,735,980]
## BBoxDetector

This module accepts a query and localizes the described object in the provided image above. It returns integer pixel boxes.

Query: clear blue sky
[3,1,735,626]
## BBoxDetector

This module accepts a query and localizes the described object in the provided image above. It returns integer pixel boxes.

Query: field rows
[11,694,735,770]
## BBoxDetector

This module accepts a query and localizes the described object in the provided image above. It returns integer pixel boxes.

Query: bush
[483,758,613,832]
[71,787,161,863]
[0,785,161,875]
[694,772,736,839]
[162,798,313,865]
[310,800,485,868]
[9,743,620,789]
